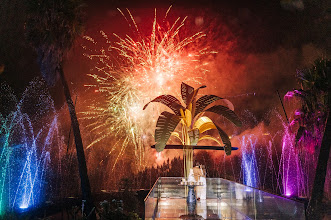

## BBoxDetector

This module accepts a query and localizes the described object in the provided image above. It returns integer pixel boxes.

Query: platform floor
[145,178,306,219]
[152,197,304,219]
[155,198,248,219]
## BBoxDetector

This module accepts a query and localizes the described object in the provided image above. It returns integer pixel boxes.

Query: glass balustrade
[145,177,305,219]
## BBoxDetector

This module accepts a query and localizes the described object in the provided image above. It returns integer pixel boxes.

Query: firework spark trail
[81,8,216,170]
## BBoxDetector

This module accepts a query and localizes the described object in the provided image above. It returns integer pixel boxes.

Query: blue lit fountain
[0,80,62,215]
[240,134,259,188]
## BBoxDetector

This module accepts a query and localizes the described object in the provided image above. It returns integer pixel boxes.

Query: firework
[81,7,216,170]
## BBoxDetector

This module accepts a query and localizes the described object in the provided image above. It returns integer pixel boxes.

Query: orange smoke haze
[59,7,325,173]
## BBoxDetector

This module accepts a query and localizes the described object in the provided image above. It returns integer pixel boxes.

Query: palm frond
[285,89,314,112]
[194,95,234,117]
[25,0,85,86]
[204,105,242,127]
[155,111,181,152]
[215,125,232,155]
[143,95,184,116]
[297,59,329,92]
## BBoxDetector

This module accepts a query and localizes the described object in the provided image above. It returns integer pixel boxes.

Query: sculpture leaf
[171,132,184,145]
[143,95,184,116]
[193,116,216,134]
[215,125,232,155]
[155,111,181,152]
[181,82,195,107]
[194,95,234,117]
[204,105,242,127]
[198,135,222,146]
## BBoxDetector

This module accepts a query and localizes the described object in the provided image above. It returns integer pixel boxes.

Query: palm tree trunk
[58,67,96,219]
[307,72,331,219]
[307,117,331,219]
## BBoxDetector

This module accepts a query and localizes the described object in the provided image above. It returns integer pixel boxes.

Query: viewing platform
[145,177,305,219]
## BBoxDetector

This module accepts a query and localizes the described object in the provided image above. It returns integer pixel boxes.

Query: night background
[0,0,330,219]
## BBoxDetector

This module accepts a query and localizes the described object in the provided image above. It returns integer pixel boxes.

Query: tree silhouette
[286,59,331,219]
[24,0,95,218]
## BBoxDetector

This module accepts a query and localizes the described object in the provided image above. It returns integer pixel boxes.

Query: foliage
[286,58,331,219]
[118,178,139,213]
[0,212,28,220]
[99,200,141,220]
[285,58,331,144]
[25,0,85,86]
[24,0,95,218]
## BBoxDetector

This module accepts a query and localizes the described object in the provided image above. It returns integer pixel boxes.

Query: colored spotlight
[285,193,292,197]
[19,204,28,209]
[245,188,252,192]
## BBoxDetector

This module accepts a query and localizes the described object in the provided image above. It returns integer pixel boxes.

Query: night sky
[0,0,330,198]
[0,0,329,119]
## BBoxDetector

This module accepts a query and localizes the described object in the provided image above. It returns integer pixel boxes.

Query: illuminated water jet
[240,134,259,188]
[0,81,62,215]
[234,111,321,199]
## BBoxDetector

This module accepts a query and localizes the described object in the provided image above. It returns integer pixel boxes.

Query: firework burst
[81,7,216,170]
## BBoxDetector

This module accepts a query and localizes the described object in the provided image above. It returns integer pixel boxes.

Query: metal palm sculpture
[144,82,242,177]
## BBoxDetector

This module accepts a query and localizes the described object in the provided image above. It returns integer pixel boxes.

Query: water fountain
[279,120,321,198]
[234,111,321,199]
[240,134,259,188]
[0,80,62,215]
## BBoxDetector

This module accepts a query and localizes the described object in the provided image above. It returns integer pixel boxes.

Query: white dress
[187,168,195,183]
[198,168,206,200]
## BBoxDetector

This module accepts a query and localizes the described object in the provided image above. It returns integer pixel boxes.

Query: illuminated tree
[285,59,329,144]
[144,82,242,177]
[24,0,95,218]
[286,59,331,219]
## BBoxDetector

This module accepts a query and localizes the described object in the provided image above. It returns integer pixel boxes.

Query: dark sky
[0,0,329,120]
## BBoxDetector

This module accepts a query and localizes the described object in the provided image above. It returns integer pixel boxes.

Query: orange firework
[80,7,216,170]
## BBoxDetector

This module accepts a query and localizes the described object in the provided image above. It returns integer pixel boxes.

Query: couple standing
[188,163,206,200]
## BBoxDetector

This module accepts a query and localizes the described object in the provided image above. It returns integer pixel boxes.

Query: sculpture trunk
[184,128,200,178]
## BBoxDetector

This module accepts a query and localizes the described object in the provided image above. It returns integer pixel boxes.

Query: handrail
[144,177,160,202]
[145,177,306,204]
[207,177,307,203]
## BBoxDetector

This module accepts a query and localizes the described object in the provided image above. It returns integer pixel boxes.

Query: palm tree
[286,59,331,219]
[24,0,95,218]
[285,60,328,145]
[144,82,242,177]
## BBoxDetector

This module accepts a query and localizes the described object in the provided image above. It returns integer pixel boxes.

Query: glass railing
[145,177,305,219]
[144,178,160,219]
